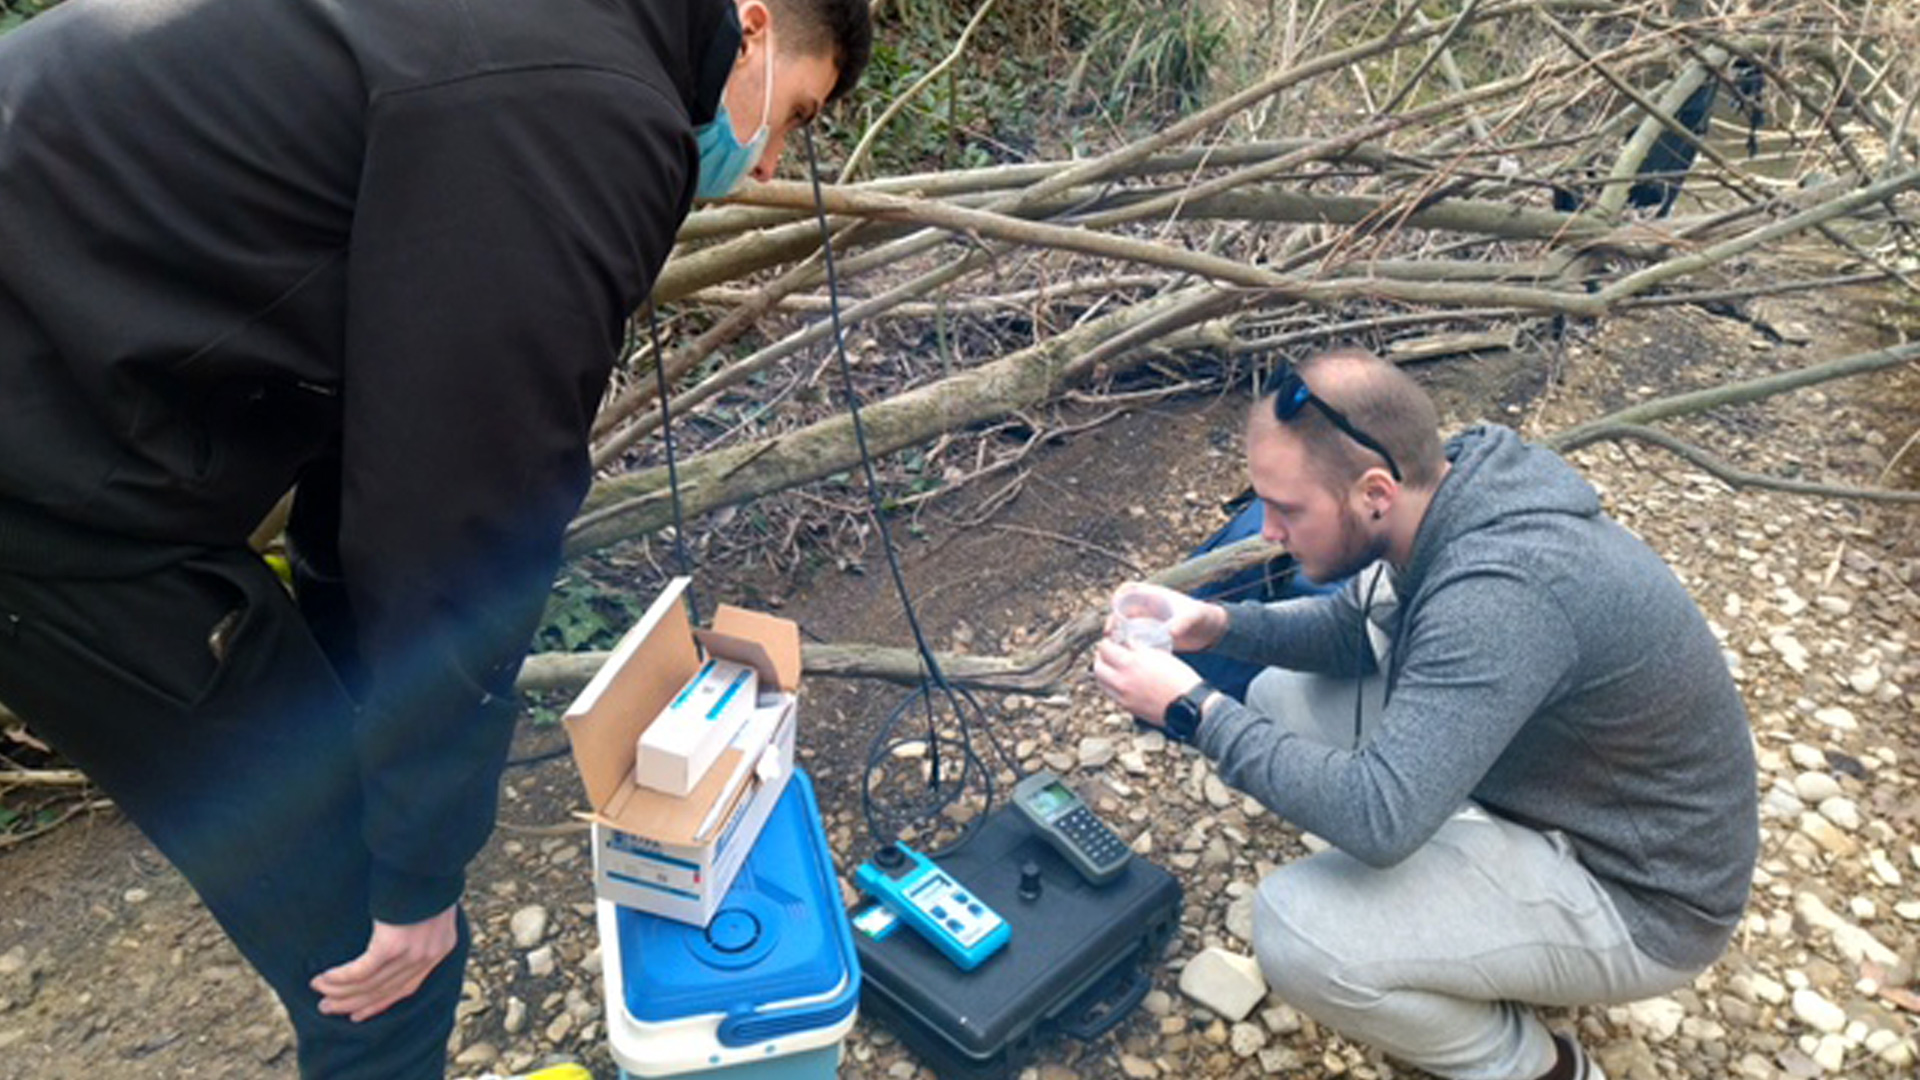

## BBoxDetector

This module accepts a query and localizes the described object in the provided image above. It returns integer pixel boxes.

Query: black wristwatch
[1162,681,1217,743]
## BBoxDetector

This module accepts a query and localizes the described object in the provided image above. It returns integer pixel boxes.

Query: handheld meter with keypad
[1010,771,1132,885]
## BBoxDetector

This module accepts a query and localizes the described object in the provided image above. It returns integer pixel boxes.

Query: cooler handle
[1051,950,1152,1043]
[718,976,860,1048]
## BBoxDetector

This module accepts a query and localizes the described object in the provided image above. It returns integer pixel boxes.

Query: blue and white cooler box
[597,768,859,1080]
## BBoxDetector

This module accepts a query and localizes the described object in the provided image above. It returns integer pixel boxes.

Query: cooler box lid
[614,769,858,1047]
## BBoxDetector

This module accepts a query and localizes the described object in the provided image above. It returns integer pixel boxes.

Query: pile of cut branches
[541,0,1920,692]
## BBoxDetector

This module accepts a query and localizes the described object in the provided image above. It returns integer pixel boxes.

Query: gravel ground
[1,297,1915,1080]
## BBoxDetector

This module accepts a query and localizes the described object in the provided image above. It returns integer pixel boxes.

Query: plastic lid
[615,770,857,1029]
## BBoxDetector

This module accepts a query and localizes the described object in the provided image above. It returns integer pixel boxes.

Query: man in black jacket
[0,0,868,1075]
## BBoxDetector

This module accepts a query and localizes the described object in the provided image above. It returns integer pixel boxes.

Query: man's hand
[1108,582,1227,652]
[310,905,459,1023]
[1092,638,1204,727]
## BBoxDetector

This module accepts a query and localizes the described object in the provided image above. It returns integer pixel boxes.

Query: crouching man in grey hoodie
[1093,348,1756,1080]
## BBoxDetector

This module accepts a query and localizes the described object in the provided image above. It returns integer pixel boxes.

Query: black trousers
[0,546,466,1079]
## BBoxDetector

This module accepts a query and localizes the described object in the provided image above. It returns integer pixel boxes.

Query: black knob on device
[1018,859,1043,900]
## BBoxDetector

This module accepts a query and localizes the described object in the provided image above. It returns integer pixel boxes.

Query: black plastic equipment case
[854,802,1183,1080]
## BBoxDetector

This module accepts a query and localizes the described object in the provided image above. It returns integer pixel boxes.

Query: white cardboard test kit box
[563,577,802,926]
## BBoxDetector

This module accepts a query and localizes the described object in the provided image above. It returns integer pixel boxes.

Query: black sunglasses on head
[1263,364,1402,482]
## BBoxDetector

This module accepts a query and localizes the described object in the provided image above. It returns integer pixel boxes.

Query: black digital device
[1010,771,1131,885]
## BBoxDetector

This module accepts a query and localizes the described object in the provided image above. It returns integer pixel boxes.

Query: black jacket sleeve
[337,67,693,922]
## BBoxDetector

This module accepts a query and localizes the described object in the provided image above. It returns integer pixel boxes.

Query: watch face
[1163,698,1198,741]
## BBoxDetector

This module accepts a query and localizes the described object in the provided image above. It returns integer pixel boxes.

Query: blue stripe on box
[671,660,717,709]
[708,667,753,720]
[606,838,702,872]
[607,870,701,900]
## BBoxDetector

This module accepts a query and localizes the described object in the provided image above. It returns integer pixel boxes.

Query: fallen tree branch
[1561,423,1920,503]
[573,285,1218,555]
[687,274,1171,317]
[1595,166,1920,304]
[0,768,89,788]
[1546,340,1920,452]
[518,535,1288,695]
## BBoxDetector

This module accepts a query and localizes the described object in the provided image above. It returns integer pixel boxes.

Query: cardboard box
[564,578,801,926]
[635,658,759,797]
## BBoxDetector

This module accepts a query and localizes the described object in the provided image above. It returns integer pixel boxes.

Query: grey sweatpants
[1244,666,1697,1080]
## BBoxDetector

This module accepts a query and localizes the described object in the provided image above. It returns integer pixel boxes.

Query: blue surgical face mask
[693,27,775,199]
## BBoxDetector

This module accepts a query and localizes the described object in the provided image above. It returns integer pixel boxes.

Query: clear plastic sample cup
[1111,586,1175,651]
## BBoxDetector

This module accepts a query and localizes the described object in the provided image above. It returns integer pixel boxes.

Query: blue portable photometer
[854,841,1010,970]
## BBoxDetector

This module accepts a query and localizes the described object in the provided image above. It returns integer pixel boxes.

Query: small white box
[563,578,802,926]
[635,658,759,797]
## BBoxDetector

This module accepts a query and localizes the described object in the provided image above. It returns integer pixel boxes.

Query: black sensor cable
[800,127,1021,854]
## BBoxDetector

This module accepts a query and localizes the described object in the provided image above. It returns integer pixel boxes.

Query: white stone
[1793,772,1843,803]
[1816,796,1861,831]
[1797,892,1901,966]
[1203,774,1234,809]
[1177,947,1267,1022]
[1078,737,1116,769]
[1682,1017,1728,1042]
[1798,813,1858,857]
[1895,900,1920,921]
[1229,1021,1268,1057]
[509,905,549,949]
[1261,1004,1303,1035]
[1815,595,1853,616]
[1811,1033,1848,1072]
[1832,922,1900,967]
[1749,973,1789,1005]
[1225,892,1256,945]
[503,996,527,1035]
[525,945,555,979]
[1848,667,1882,695]
[1788,743,1827,770]
[1812,706,1858,731]
[1771,633,1811,673]
[1849,897,1876,921]
[1869,849,1904,887]
[1879,1037,1916,1068]
[1761,785,1806,819]
[1791,988,1848,1034]
[1625,996,1687,1042]
[1864,1029,1900,1055]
